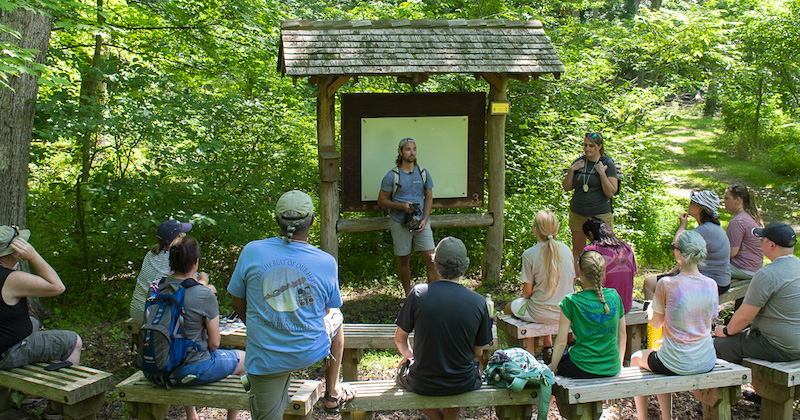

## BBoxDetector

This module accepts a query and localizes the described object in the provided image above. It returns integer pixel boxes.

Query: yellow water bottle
[644,301,662,349]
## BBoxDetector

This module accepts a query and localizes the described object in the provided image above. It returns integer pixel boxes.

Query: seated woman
[722,184,764,280]
[631,231,718,420]
[582,217,637,313]
[505,210,575,361]
[152,236,245,420]
[548,250,626,378]
[644,190,730,299]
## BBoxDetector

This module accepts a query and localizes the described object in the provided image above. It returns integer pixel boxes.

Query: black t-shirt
[0,267,33,355]
[569,155,618,216]
[395,281,492,396]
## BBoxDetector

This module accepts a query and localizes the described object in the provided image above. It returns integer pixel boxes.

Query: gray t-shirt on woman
[695,222,731,288]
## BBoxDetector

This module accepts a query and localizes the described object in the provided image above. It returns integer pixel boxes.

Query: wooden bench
[339,379,541,420]
[0,362,114,420]
[552,359,750,420]
[743,358,800,419]
[124,319,497,381]
[497,300,648,359]
[116,371,322,420]
[718,279,750,307]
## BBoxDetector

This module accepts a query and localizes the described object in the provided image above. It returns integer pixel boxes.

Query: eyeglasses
[5,225,20,248]
[670,243,678,251]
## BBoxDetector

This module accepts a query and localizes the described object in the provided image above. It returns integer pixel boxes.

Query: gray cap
[398,137,415,149]
[434,236,467,267]
[276,190,314,217]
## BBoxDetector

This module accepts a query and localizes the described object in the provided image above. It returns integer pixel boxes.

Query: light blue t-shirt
[227,237,342,375]
[380,166,434,223]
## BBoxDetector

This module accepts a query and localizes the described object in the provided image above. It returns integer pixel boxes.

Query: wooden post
[317,77,339,259]
[483,74,509,285]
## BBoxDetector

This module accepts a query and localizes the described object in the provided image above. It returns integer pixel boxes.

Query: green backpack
[484,348,554,420]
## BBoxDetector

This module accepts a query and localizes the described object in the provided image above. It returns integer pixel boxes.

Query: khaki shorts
[248,371,292,420]
[0,317,78,370]
[324,308,343,339]
[390,220,435,256]
[568,211,614,232]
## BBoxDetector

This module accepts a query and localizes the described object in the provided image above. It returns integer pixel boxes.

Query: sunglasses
[5,225,20,249]
[585,133,601,140]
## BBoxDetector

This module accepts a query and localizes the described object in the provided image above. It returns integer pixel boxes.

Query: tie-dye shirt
[652,272,719,375]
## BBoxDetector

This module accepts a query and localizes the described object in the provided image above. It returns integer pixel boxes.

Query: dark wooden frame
[341,92,485,212]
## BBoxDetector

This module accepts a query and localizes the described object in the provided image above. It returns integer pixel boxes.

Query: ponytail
[169,236,201,274]
[534,210,562,298]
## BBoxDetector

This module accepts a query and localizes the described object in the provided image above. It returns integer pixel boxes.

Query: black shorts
[555,351,609,379]
[647,351,678,376]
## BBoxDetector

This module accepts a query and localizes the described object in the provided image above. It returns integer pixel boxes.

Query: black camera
[402,203,422,231]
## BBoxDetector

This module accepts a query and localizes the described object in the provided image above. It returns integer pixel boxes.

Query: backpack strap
[391,166,428,197]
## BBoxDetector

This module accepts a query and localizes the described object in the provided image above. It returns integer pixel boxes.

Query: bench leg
[693,386,739,420]
[342,411,371,420]
[52,392,107,420]
[524,337,538,356]
[553,400,603,420]
[0,386,12,412]
[752,377,797,420]
[283,414,313,420]
[496,404,533,420]
[342,348,362,382]
[126,402,170,420]
[626,324,644,360]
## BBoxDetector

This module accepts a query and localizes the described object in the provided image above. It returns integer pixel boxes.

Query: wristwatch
[723,326,730,337]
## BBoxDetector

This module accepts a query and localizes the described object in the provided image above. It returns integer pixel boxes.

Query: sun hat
[0,225,32,257]
[690,190,720,219]
[276,190,314,218]
[156,220,192,244]
[753,222,797,248]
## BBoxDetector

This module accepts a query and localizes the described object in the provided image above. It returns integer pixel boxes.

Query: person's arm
[617,316,627,367]
[730,246,740,258]
[232,296,247,324]
[377,189,411,213]
[714,303,760,337]
[562,159,585,192]
[394,327,413,368]
[3,237,65,301]
[205,315,221,351]
[675,212,690,241]
[548,312,572,373]
[521,282,534,299]
[594,160,619,198]
[648,305,665,329]
[415,188,433,232]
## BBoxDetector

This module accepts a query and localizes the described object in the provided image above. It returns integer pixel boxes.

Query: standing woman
[723,185,764,280]
[643,191,731,299]
[505,210,575,360]
[152,236,246,420]
[582,217,637,314]
[631,231,718,420]
[549,250,626,379]
[562,132,619,267]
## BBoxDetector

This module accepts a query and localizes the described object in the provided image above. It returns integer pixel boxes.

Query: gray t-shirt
[568,155,618,216]
[694,222,731,287]
[380,166,434,223]
[745,255,800,355]
[158,277,219,364]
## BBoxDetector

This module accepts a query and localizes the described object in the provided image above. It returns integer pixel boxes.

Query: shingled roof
[278,19,563,81]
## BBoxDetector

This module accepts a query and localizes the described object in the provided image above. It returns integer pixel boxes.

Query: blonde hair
[579,250,609,314]
[533,210,562,299]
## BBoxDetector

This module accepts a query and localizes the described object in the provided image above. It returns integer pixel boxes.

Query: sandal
[322,383,356,413]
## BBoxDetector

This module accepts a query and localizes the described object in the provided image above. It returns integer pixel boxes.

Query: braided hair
[579,250,609,314]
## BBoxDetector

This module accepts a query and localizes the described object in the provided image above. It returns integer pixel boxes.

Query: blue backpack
[136,278,201,388]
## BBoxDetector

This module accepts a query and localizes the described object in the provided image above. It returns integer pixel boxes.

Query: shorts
[0,317,78,370]
[248,371,292,420]
[730,264,755,281]
[173,349,241,386]
[325,308,343,339]
[646,351,678,376]
[390,219,435,256]
[714,328,800,365]
[568,211,613,232]
[555,351,609,379]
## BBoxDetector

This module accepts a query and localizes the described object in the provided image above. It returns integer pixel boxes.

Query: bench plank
[0,363,114,404]
[116,371,322,418]
[340,379,540,420]
[743,358,800,420]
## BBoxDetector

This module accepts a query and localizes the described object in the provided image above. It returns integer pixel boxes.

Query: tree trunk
[650,0,662,11]
[0,7,53,321]
[75,0,106,284]
[703,79,719,117]
[624,0,641,17]
[752,75,764,149]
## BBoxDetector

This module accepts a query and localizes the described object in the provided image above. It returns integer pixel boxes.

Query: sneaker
[742,390,761,405]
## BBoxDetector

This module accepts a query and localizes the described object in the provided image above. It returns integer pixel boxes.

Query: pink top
[583,242,637,313]
[727,210,763,273]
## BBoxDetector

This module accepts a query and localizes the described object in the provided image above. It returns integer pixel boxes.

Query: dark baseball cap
[156,219,192,244]
[752,222,797,248]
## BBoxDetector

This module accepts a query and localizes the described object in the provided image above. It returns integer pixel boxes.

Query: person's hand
[397,356,411,370]
[415,218,427,232]
[569,159,586,172]
[595,160,607,174]
[196,271,210,285]
[8,237,38,262]
[678,212,690,228]
[402,202,413,213]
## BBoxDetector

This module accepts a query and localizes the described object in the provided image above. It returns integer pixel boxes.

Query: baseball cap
[753,222,797,248]
[0,225,32,257]
[434,236,468,267]
[398,138,415,149]
[156,220,192,244]
[276,190,314,218]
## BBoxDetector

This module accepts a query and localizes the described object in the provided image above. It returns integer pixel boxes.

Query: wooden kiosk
[278,19,563,282]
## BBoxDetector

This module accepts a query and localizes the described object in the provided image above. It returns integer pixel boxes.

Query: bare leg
[324,324,347,410]
[543,335,553,347]
[631,349,656,420]
[67,335,82,365]
[226,409,239,420]
[643,275,657,300]
[420,408,444,420]
[398,254,412,296]
[420,249,439,282]
[570,229,587,272]
[656,393,672,420]
[443,407,462,420]
[185,406,198,420]
[634,395,648,420]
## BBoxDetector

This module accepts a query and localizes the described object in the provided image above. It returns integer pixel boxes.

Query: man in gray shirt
[713,222,800,364]
[378,138,439,296]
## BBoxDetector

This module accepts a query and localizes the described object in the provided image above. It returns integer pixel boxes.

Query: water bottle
[485,294,495,325]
